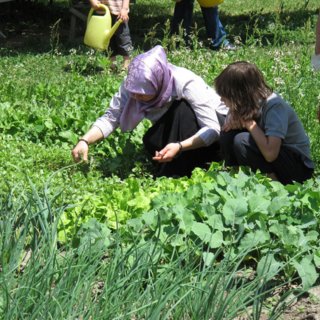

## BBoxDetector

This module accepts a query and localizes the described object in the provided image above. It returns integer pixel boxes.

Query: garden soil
[282,286,320,320]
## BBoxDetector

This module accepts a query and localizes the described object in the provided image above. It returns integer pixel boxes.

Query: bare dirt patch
[282,286,320,320]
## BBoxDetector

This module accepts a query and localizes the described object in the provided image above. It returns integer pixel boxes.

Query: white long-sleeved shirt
[93,65,228,146]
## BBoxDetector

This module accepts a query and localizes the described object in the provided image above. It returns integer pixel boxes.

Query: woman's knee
[220,131,235,148]
[233,132,250,152]
[232,132,253,164]
[220,131,242,166]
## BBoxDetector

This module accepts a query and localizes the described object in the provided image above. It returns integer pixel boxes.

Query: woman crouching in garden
[214,61,314,185]
[72,45,228,177]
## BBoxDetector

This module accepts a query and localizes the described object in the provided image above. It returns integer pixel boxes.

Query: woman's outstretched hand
[71,127,103,163]
[72,140,89,163]
[152,143,181,163]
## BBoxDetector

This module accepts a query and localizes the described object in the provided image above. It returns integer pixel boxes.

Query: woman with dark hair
[72,45,228,177]
[214,61,314,185]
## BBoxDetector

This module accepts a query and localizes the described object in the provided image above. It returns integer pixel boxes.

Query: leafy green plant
[0,181,302,319]
[120,167,320,288]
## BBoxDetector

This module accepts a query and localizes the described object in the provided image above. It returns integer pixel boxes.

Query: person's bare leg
[110,56,117,71]
[123,56,130,70]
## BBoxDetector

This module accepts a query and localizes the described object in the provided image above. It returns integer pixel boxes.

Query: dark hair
[214,61,272,119]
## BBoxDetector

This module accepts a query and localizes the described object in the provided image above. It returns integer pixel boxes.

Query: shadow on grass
[0,1,318,55]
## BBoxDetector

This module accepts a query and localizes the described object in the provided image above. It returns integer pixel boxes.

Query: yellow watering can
[84,4,122,51]
[197,0,224,8]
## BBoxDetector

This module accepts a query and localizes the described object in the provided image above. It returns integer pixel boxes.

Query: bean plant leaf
[269,224,302,248]
[186,184,203,199]
[293,256,318,289]
[202,252,215,267]
[305,230,318,242]
[257,254,283,279]
[222,198,248,225]
[127,218,143,233]
[209,231,224,249]
[142,210,158,229]
[77,218,111,251]
[300,213,318,229]
[314,250,320,268]
[171,234,186,247]
[191,222,212,243]
[172,204,188,217]
[177,210,194,233]
[268,195,290,213]
[239,230,270,250]
[207,214,225,231]
[248,194,271,214]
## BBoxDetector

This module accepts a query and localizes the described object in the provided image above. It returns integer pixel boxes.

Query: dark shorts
[109,14,133,57]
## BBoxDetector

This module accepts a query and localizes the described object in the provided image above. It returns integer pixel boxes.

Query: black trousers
[143,100,221,177]
[220,130,314,185]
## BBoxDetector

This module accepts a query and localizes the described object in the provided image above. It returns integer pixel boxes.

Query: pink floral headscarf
[120,45,174,131]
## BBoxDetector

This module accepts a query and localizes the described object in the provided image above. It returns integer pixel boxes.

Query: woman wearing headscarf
[72,45,228,177]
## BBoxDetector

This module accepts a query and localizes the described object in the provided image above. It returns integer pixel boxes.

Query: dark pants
[200,6,227,49]
[171,0,194,40]
[170,0,227,48]
[109,14,133,56]
[220,130,314,185]
[143,100,221,177]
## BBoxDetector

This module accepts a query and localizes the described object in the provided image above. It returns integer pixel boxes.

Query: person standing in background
[89,0,133,69]
[171,0,235,50]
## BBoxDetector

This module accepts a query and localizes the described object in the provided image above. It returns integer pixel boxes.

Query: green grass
[1,0,320,318]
